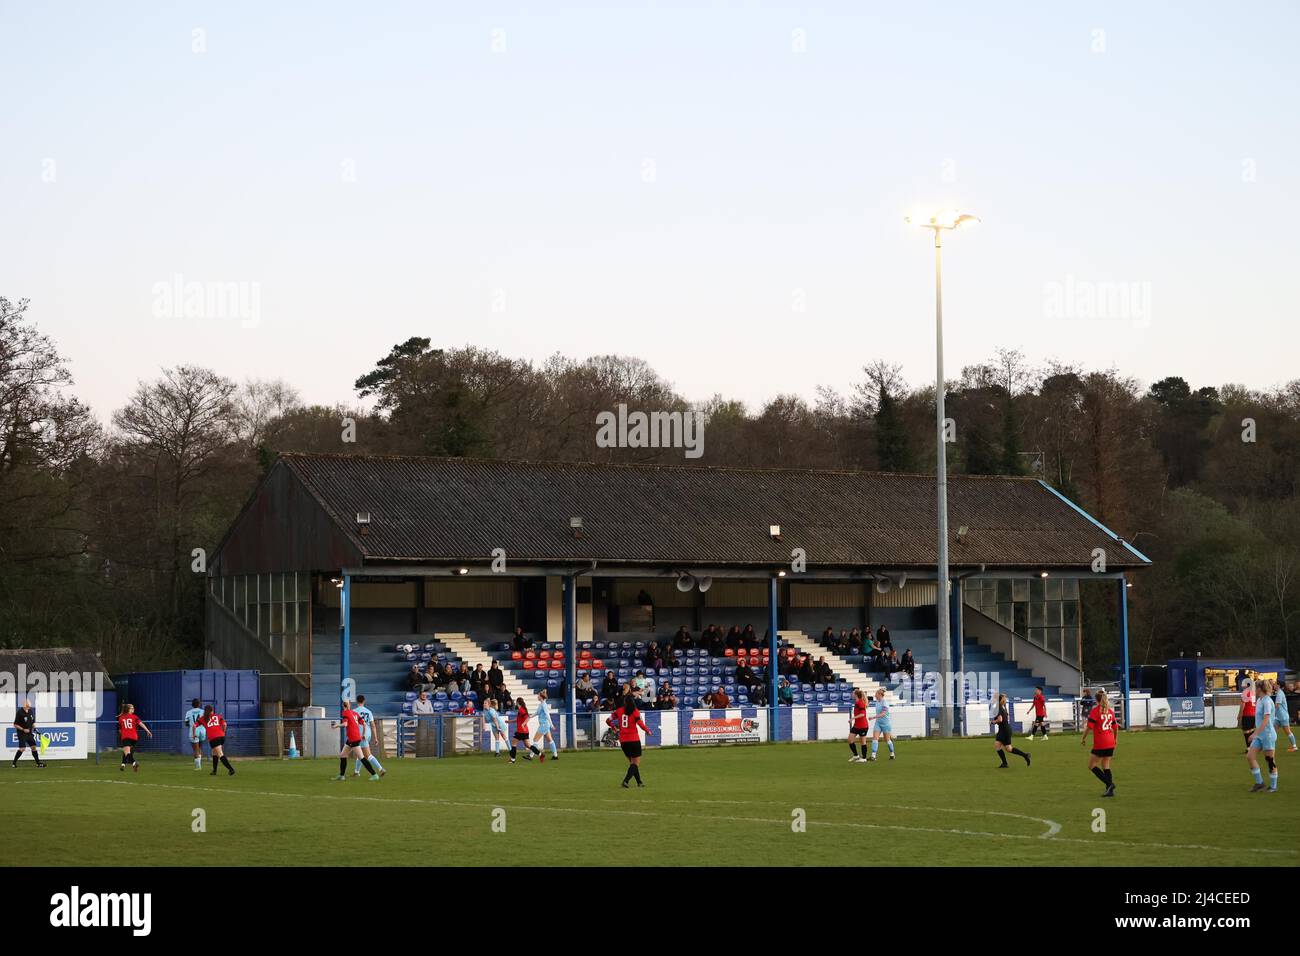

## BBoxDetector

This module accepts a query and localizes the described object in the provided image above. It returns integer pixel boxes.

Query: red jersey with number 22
[1088,705,1117,749]
[340,708,363,741]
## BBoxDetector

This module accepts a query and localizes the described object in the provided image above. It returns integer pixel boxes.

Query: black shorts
[1031,713,1046,724]
[1091,747,1115,758]
[345,739,363,750]
[850,725,869,738]
[996,728,1012,746]
[513,731,529,742]
[121,737,138,748]
[208,736,226,750]
[15,731,36,749]
[620,740,643,759]
[1242,715,1256,731]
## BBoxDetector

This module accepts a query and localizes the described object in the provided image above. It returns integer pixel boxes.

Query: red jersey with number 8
[1088,705,1117,749]
[609,707,648,742]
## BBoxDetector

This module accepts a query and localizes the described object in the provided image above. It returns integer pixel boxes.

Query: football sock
[354,758,362,772]
[213,755,219,772]
[998,750,1008,767]
[339,758,348,776]
[194,756,202,769]
[1269,772,1278,790]
[361,758,376,776]
[887,740,895,755]
[1091,766,1107,784]
[871,740,879,757]
[1288,731,1297,748]
[369,755,384,772]
[548,740,558,757]
[121,751,129,765]
[1011,747,1029,763]
[1103,769,1113,786]
[849,743,858,757]
[1251,767,1263,784]
[632,765,642,784]
[529,746,540,756]
[12,751,20,767]
[510,746,517,758]
[220,756,234,772]
[623,765,635,784]
[1244,733,1251,749]
[1266,755,1277,773]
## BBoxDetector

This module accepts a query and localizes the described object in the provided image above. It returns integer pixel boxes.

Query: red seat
[538,650,551,660]
[724,648,734,657]
[590,660,604,670]
[511,651,522,661]
[579,649,591,659]
[524,650,537,660]
[523,660,535,670]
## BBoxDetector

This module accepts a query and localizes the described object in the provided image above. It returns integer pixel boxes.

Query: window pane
[1012,579,1029,602]
[1046,602,1063,627]
[1062,578,1079,599]
[1029,603,1045,627]
[996,580,1012,603]
[1046,577,1062,600]
[1063,602,1079,626]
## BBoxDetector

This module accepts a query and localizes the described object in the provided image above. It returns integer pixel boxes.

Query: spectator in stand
[406,664,425,691]
[576,673,599,710]
[821,626,836,646]
[674,625,694,651]
[707,628,726,657]
[778,678,794,705]
[634,670,655,703]
[656,681,677,710]
[848,628,863,654]
[735,659,755,693]
[741,624,759,650]
[512,627,532,653]
[713,686,730,708]
[863,633,881,671]
[749,682,768,706]
[723,625,741,652]
[442,662,464,693]
[779,650,798,677]
[488,660,505,694]
[876,625,893,653]
[600,672,620,709]
[798,654,816,686]
[815,656,835,684]
[663,643,680,668]
[421,661,438,687]
[645,642,664,671]
[900,649,916,677]
[835,630,849,653]
[881,647,899,675]
[469,663,488,698]
[413,690,434,715]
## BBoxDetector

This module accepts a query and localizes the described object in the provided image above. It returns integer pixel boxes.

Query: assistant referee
[11,699,47,768]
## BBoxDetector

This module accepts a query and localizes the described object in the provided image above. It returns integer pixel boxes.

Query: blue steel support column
[950,578,964,735]
[768,576,779,742]
[563,574,577,748]
[1119,574,1131,729]
[340,573,352,747]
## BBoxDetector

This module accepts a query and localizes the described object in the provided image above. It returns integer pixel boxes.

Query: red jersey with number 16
[118,714,139,741]
[1087,705,1117,749]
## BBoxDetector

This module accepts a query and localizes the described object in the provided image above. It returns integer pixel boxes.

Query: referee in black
[11,699,46,768]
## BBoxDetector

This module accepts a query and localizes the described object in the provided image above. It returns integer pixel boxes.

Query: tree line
[2,297,1297,675]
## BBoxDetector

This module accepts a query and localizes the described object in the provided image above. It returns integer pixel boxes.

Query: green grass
[3,729,1296,866]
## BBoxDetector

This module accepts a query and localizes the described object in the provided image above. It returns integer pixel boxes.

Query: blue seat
[432,701,447,712]
[405,691,417,701]
[434,691,448,701]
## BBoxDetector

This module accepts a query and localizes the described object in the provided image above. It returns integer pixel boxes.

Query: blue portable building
[1166,657,1286,698]
[112,669,260,755]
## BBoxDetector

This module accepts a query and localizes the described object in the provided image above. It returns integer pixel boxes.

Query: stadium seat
[511,651,522,661]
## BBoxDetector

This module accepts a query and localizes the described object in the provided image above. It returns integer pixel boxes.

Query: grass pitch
[3,729,1296,867]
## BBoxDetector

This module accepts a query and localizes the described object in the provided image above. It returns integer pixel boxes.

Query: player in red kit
[201,705,236,776]
[608,693,653,788]
[117,702,152,772]
[1081,689,1118,797]
[848,689,871,763]
[334,700,379,781]
[514,699,534,761]
[1027,688,1049,740]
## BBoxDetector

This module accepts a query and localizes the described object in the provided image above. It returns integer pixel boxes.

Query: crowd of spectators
[818,624,915,676]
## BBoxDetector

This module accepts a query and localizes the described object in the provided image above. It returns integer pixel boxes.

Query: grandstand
[207,453,1149,738]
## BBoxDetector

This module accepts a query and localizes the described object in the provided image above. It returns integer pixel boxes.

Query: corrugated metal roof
[0,647,115,689]
[275,453,1148,571]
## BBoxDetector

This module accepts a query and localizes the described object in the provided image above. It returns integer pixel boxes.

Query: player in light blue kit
[352,694,387,777]
[869,688,895,761]
[183,698,206,770]
[484,698,515,761]
[531,689,559,762]
[1271,679,1297,752]
[1246,678,1277,792]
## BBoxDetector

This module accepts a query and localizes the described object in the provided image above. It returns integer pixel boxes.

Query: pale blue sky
[2,1,1297,420]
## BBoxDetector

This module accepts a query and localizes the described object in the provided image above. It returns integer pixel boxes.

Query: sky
[2,1,1298,422]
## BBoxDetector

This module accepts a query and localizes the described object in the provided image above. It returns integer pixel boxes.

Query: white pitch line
[6,777,1295,856]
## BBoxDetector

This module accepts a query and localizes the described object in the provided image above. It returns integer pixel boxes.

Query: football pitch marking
[6,777,1297,857]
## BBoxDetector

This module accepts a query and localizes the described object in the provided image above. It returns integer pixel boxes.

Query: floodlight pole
[932,229,953,738]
